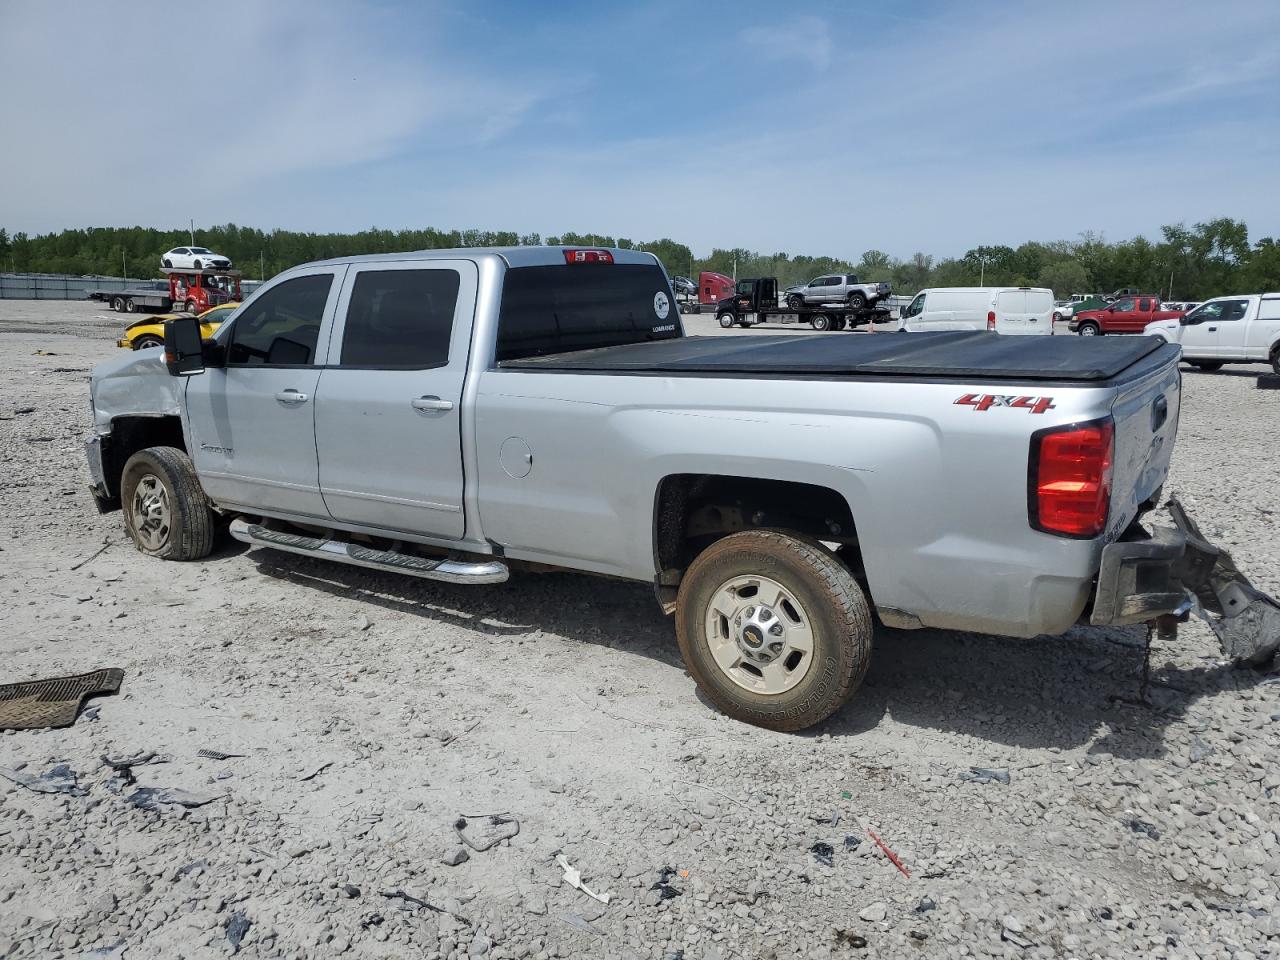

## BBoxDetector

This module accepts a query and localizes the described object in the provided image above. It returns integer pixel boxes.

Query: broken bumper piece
[1091,498,1280,665]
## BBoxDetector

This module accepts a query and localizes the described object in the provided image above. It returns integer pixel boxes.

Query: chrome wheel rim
[1080,325,1097,336]
[704,575,814,695]
[130,474,171,550]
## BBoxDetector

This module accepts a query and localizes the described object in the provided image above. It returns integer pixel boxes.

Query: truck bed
[502,330,1178,384]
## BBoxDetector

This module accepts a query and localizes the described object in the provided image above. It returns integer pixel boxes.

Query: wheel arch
[651,472,865,612]
[96,415,188,508]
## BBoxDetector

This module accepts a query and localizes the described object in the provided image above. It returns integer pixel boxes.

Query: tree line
[1,218,1277,301]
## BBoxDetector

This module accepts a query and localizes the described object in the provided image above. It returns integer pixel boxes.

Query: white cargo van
[898,287,1054,335]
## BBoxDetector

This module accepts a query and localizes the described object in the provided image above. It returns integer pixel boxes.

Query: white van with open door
[898,287,1054,335]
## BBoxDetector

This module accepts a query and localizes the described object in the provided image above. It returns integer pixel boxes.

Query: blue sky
[2,0,1278,259]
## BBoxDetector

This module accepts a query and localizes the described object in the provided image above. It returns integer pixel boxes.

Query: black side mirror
[164,315,206,376]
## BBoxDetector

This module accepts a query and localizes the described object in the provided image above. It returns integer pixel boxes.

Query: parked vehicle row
[85,246,1280,731]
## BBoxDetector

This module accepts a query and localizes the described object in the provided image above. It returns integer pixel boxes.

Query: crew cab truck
[84,247,1280,731]
[1070,295,1183,336]
[784,274,891,311]
[89,269,243,315]
[1144,293,1280,374]
[716,277,891,331]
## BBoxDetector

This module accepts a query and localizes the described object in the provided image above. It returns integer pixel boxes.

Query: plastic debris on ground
[555,853,612,904]
[559,913,605,936]
[649,866,684,900]
[0,762,86,796]
[454,812,520,851]
[961,766,1011,785]
[225,911,251,953]
[810,841,835,867]
[127,786,223,811]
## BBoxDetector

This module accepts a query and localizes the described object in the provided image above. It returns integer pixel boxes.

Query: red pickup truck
[1070,295,1184,336]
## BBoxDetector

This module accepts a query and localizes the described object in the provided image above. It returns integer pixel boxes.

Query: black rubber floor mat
[0,668,124,730]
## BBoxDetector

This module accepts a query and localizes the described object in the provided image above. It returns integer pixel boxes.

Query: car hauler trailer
[88,269,244,314]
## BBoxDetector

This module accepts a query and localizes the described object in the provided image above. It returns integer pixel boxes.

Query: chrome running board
[229,518,508,585]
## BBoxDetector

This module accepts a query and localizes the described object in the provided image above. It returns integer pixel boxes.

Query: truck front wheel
[121,447,215,561]
[675,530,873,731]
[718,313,735,329]
[1078,321,1100,336]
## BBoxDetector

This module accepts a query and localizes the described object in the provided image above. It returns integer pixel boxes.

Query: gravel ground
[1,300,1278,960]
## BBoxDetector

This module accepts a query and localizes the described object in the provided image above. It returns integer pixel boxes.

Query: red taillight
[563,249,613,264]
[1029,419,1113,538]
[986,311,997,331]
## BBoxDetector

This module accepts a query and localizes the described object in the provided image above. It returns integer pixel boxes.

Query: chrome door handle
[275,390,309,404]
[411,396,454,412]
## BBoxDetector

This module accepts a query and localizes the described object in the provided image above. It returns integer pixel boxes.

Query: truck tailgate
[1107,352,1181,540]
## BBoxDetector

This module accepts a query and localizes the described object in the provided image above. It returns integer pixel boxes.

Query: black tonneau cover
[501,331,1173,383]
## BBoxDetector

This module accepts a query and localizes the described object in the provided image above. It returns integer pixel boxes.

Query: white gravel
[1,300,1278,959]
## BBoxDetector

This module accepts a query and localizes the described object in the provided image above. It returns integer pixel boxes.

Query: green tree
[1037,259,1089,298]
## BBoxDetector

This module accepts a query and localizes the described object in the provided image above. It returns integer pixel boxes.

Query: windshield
[496,263,680,363]
[735,280,754,295]
[191,247,212,255]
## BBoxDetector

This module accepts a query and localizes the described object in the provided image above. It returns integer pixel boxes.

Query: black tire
[811,314,831,331]
[111,296,125,311]
[675,530,873,731]
[193,259,202,270]
[124,298,136,313]
[121,447,214,561]
[1190,361,1223,371]
[132,334,163,350]
[162,258,172,268]
[186,300,199,314]
[1078,321,1100,337]
[847,292,867,310]
[1271,346,1280,376]
[787,295,804,311]
[718,313,735,329]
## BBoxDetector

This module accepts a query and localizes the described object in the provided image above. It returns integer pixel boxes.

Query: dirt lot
[1,300,1278,959]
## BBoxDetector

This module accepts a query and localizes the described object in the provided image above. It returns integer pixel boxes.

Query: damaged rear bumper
[1090,498,1280,665]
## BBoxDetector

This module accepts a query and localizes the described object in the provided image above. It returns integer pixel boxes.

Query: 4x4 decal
[954,393,1056,414]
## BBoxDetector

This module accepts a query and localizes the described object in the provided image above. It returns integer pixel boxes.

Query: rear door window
[497,263,679,363]
[340,269,460,368]
[997,290,1026,315]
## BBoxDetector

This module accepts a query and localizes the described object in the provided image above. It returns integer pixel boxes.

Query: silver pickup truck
[85,246,1279,730]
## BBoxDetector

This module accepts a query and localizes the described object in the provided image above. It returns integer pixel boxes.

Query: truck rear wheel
[111,296,125,311]
[121,447,215,561]
[718,313,735,329]
[123,298,136,313]
[811,314,832,331]
[675,530,873,731]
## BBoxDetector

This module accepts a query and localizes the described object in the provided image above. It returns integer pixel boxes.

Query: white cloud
[0,0,544,230]
[739,16,832,71]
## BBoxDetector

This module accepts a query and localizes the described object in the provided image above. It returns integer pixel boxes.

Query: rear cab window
[496,262,681,363]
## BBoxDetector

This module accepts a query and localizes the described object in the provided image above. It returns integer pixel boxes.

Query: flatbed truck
[88,268,243,314]
[715,277,891,331]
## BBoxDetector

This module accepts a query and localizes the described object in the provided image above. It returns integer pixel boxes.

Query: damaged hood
[90,349,182,431]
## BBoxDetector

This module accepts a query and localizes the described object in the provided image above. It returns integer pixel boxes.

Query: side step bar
[229,518,509,585]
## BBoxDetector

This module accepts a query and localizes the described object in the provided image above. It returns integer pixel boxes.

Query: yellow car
[117,303,239,350]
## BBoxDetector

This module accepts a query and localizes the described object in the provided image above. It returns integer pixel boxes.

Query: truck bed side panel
[474,369,1131,637]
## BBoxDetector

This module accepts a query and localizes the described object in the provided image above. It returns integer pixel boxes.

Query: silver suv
[785,274,891,311]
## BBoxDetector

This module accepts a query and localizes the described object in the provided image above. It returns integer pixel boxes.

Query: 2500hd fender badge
[954,393,1056,414]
